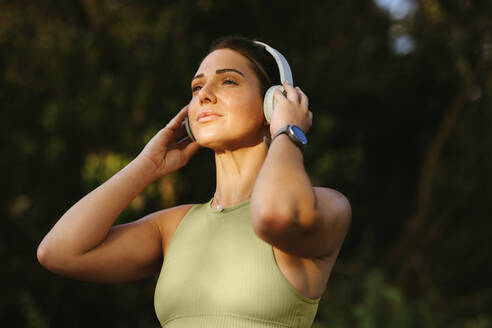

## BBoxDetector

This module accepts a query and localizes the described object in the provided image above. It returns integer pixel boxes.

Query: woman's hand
[269,82,313,136]
[37,105,200,283]
[137,105,201,179]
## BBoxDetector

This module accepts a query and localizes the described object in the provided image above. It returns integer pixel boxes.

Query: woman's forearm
[38,156,158,262]
[252,135,317,229]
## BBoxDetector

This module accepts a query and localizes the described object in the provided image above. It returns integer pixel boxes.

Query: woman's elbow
[37,239,66,273]
[251,202,300,236]
[37,240,53,270]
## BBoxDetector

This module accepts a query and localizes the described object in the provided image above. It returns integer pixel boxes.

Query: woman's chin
[194,125,266,151]
[198,135,265,152]
[196,137,230,151]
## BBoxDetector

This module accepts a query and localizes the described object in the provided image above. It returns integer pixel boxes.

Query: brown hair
[206,35,281,97]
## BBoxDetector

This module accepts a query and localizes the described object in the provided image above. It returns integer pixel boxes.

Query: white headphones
[184,40,293,141]
[253,41,294,123]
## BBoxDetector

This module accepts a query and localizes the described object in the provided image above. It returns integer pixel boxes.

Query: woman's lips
[197,112,222,123]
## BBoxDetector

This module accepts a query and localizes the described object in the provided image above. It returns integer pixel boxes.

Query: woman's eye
[192,79,236,93]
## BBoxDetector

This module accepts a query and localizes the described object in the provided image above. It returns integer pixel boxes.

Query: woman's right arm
[37,105,200,283]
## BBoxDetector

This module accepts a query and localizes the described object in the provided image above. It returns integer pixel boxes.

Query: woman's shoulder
[143,203,199,254]
[312,186,352,225]
[150,203,198,228]
[313,186,350,205]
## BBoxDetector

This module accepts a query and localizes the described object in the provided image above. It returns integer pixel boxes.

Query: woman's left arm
[251,83,351,259]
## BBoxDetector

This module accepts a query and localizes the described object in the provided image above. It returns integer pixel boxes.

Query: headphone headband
[254,41,294,86]
[183,39,295,141]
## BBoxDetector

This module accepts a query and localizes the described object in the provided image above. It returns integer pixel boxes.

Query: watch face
[290,125,308,144]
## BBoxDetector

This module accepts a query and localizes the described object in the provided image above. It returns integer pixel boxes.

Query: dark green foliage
[2,0,491,326]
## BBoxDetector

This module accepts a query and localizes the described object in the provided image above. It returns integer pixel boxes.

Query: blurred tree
[1,0,491,326]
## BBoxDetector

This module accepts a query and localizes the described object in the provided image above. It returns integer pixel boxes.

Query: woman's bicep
[45,205,192,283]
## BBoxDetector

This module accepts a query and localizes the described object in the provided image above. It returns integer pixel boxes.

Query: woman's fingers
[166,104,190,130]
[282,82,309,111]
[159,104,191,146]
[182,139,201,159]
[273,84,311,115]
[166,137,200,167]
[283,82,300,103]
[296,87,309,109]
[274,88,287,102]
[145,105,191,152]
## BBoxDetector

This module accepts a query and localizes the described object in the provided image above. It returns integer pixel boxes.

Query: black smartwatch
[272,125,308,150]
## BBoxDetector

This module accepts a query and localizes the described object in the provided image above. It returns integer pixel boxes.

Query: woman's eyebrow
[192,68,245,82]
[215,68,245,76]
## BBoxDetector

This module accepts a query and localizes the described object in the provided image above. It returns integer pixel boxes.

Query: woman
[37,36,351,327]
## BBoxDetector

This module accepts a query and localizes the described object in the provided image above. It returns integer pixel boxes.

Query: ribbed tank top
[154,198,320,327]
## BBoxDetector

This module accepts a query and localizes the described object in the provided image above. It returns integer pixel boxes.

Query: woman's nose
[198,84,217,105]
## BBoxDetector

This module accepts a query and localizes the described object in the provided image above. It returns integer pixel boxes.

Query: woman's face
[188,48,266,150]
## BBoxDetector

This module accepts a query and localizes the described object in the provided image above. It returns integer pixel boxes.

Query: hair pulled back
[206,36,281,98]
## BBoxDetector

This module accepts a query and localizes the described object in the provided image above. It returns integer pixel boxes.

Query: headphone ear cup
[263,85,283,123]
[184,117,196,141]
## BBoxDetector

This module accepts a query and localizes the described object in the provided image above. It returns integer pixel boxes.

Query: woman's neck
[213,141,268,208]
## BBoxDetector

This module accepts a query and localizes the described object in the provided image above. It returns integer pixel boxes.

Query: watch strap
[272,125,290,140]
[271,125,306,150]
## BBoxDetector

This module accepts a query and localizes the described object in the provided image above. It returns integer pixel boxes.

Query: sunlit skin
[187,48,315,207]
[37,45,351,300]
[188,49,270,206]
[188,49,267,151]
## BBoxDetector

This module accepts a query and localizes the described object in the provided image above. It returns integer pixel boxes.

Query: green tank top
[154,198,320,327]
